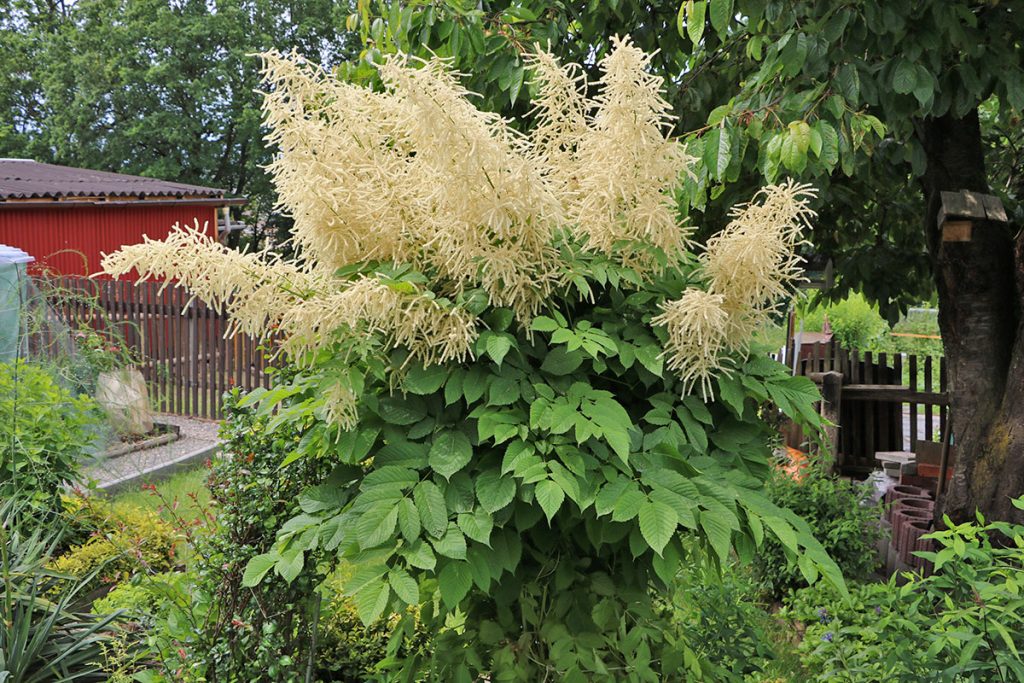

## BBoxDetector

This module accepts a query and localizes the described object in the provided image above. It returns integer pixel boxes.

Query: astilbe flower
[562,37,695,268]
[652,181,816,396]
[101,38,816,425]
[651,289,733,399]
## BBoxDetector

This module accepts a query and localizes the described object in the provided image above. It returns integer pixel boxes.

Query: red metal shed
[0,159,245,277]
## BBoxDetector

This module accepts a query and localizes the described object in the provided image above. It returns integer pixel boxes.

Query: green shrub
[0,361,103,513]
[799,292,888,350]
[316,566,431,680]
[782,502,1024,682]
[756,466,883,599]
[667,549,794,682]
[181,389,340,682]
[0,500,129,682]
[51,496,178,597]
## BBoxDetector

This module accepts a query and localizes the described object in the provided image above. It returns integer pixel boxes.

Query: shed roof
[0,159,242,205]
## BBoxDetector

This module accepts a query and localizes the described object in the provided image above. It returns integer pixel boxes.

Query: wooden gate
[779,339,949,474]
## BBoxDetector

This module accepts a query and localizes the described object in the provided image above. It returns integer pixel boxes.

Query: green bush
[0,500,129,682]
[782,502,1024,682]
[316,566,431,680]
[756,466,883,599]
[799,292,888,350]
[0,361,103,513]
[50,496,178,598]
[180,389,340,682]
[667,549,795,682]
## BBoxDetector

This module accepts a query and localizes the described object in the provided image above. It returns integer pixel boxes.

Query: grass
[113,466,212,526]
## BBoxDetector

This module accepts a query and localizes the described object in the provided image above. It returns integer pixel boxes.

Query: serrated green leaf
[357,502,399,549]
[535,479,565,522]
[486,334,513,367]
[639,500,678,556]
[376,396,427,425]
[612,489,646,522]
[541,346,584,375]
[488,376,520,406]
[700,508,733,564]
[892,59,918,94]
[353,579,390,626]
[438,561,473,608]
[816,121,839,169]
[708,0,733,36]
[429,431,473,479]
[403,540,436,570]
[476,470,516,513]
[635,344,663,377]
[458,510,494,545]
[836,63,860,104]
[414,480,448,538]
[434,523,467,559]
[686,0,706,45]
[242,553,277,588]
[397,498,421,542]
[404,363,448,394]
[389,567,419,605]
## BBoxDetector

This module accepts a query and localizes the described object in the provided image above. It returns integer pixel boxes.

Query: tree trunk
[920,109,1024,524]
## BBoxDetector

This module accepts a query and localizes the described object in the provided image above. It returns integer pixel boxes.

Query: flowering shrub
[101,39,844,679]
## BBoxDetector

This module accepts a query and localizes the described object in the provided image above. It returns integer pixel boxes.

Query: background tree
[0,0,357,247]
[345,0,1024,524]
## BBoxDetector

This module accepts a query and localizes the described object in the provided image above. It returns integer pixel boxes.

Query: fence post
[819,371,843,471]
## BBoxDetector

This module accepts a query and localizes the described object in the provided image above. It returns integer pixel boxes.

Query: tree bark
[919,109,1024,524]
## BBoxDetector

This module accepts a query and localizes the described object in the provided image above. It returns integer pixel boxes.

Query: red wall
[0,204,218,278]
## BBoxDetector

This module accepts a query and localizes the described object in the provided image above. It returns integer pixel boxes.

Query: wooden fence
[37,276,274,419]
[776,339,948,474]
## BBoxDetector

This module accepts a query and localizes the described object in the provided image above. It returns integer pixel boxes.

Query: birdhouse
[938,190,1008,242]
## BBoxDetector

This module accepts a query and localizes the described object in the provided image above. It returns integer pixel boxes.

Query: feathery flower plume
[652,289,732,398]
[525,47,588,186]
[568,36,695,268]
[375,54,565,322]
[261,51,417,270]
[653,181,817,394]
[99,222,323,341]
[704,180,816,340]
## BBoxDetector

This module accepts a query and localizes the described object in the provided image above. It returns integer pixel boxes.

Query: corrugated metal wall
[0,204,218,277]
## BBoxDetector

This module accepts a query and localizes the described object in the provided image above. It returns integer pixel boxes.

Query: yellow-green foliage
[52,496,178,593]
[317,567,429,680]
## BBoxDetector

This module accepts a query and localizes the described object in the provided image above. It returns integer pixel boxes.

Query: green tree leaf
[242,553,277,588]
[414,480,448,538]
[892,59,918,94]
[357,502,400,549]
[638,500,678,556]
[438,561,473,608]
[476,470,516,513]
[535,479,565,522]
[429,431,473,479]
[434,523,468,559]
[458,510,494,545]
[389,566,420,605]
[686,0,707,46]
[398,497,421,542]
[353,578,390,626]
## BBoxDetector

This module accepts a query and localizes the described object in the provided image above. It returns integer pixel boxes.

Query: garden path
[85,414,221,493]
